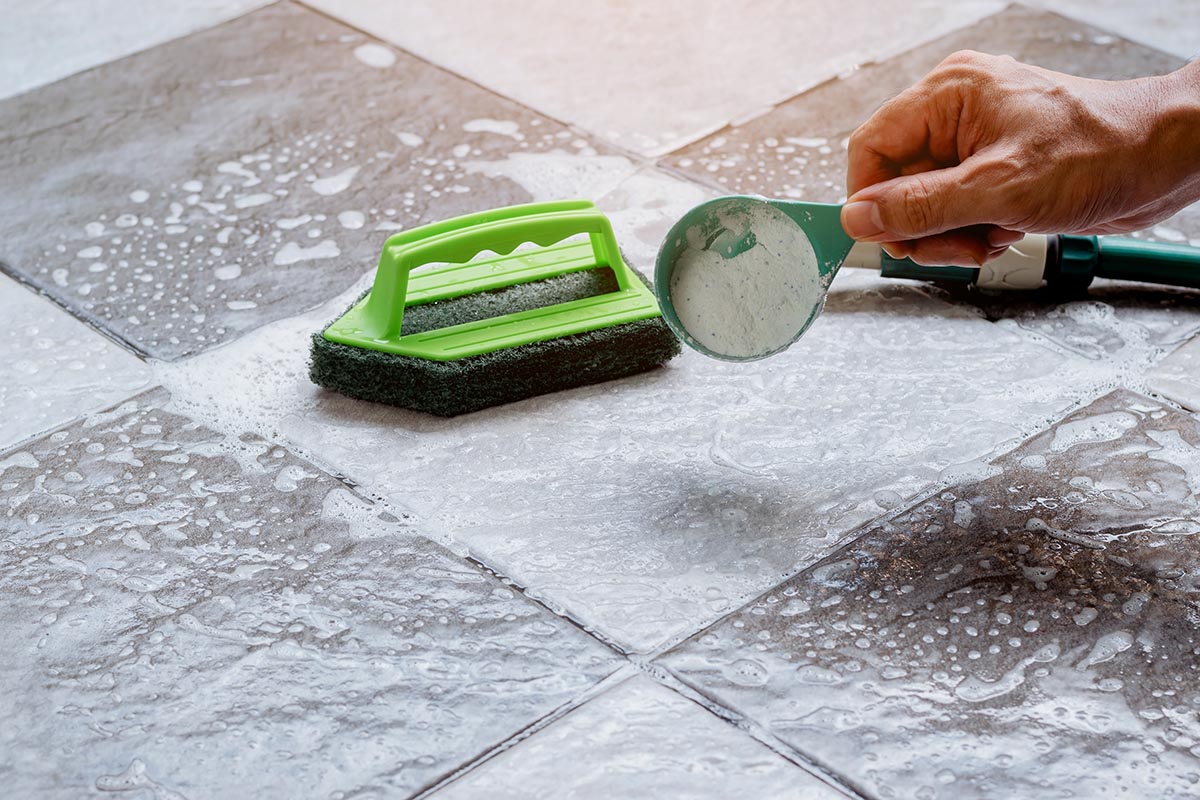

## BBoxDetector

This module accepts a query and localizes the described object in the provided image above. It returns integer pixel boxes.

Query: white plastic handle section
[840,240,883,269]
[975,234,1048,289]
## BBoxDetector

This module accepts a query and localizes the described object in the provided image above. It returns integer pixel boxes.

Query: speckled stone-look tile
[0,0,272,101]
[661,6,1200,369]
[662,6,1183,203]
[0,275,151,450]
[0,388,619,799]
[158,157,1124,659]
[1029,0,1200,59]
[431,675,847,800]
[661,389,1200,799]
[305,0,1004,156]
[0,1,634,360]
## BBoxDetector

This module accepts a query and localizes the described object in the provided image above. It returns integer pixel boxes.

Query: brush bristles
[308,265,681,416]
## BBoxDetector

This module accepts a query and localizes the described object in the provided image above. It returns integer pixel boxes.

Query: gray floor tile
[0,1,627,360]
[660,389,1200,799]
[0,274,151,450]
[305,0,1003,157]
[431,675,846,800]
[0,388,619,799]
[0,0,271,101]
[1028,0,1200,59]
[158,158,1122,654]
[662,6,1183,204]
[659,6,1200,370]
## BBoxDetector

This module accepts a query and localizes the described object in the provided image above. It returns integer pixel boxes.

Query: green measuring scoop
[655,194,1200,361]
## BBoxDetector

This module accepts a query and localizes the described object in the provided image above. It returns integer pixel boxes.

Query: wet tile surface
[0,388,619,799]
[431,675,845,800]
[158,164,1121,653]
[662,6,1184,203]
[0,0,271,101]
[1030,0,1200,59]
[661,6,1200,368]
[1149,335,1200,412]
[0,274,151,450]
[305,0,1003,156]
[661,389,1200,799]
[0,1,632,360]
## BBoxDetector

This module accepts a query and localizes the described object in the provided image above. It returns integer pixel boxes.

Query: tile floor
[2,1,1199,798]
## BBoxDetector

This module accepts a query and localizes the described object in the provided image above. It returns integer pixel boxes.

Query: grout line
[267,428,637,657]
[288,0,658,171]
[639,377,1125,663]
[0,383,167,459]
[408,665,639,799]
[640,661,874,800]
[0,260,152,360]
[0,1,286,105]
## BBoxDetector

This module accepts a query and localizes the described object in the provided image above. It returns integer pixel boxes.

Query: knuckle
[892,176,941,236]
[941,49,985,68]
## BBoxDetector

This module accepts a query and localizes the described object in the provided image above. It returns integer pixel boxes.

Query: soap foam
[668,202,821,359]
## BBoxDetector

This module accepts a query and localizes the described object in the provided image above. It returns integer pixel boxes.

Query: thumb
[841,163,999,242]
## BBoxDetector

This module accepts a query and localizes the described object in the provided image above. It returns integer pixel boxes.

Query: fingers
[846,62,968,197]
[881,226,998,268]
[841,158,1015,243]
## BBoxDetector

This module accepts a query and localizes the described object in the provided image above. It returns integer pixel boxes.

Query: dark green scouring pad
[309,266,681,417]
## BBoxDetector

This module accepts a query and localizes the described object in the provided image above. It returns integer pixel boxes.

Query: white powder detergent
[668,202,822,359]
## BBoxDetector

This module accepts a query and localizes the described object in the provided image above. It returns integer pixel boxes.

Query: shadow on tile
[661,388,1200,799]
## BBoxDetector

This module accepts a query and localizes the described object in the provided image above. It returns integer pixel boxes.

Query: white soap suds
[274,240,341,266]
[462,118,523,139]
[668,202,822,359]
[353,43,396,69]
[129,190,149,203]
[234,193,275,209]
[396,132,424,147]
[311,167,360,196]
[337,211,365,230]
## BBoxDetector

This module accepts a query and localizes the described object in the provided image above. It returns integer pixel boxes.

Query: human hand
[839,51,1200,266]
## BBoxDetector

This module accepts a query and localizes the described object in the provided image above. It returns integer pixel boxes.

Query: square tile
[0,1,635,360]
[1028,0,1200,59]
[0,274,151,450]
[430,675,845,800]
[0,0,271,101]
[159,165,1122,654]
[0,388,618,799]
[660,389,1200,799]
[305,0,1003,156]
[662,5,1200,371]
[662,6,1184,202]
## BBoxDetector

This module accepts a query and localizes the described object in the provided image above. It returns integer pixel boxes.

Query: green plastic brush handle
[323,200,662,361]
[363,202,627,339]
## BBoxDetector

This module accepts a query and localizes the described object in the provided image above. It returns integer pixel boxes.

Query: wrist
[1147,62,1200,182]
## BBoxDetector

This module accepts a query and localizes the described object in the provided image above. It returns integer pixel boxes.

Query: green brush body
[308,202,680,416]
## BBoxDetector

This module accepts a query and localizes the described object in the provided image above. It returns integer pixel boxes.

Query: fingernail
[881,242,910,260]
[841,201,884,240]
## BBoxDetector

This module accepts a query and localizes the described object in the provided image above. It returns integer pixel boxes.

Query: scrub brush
[309,200,680,416]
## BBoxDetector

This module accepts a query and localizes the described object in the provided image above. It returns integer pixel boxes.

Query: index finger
[845,78,964,198]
